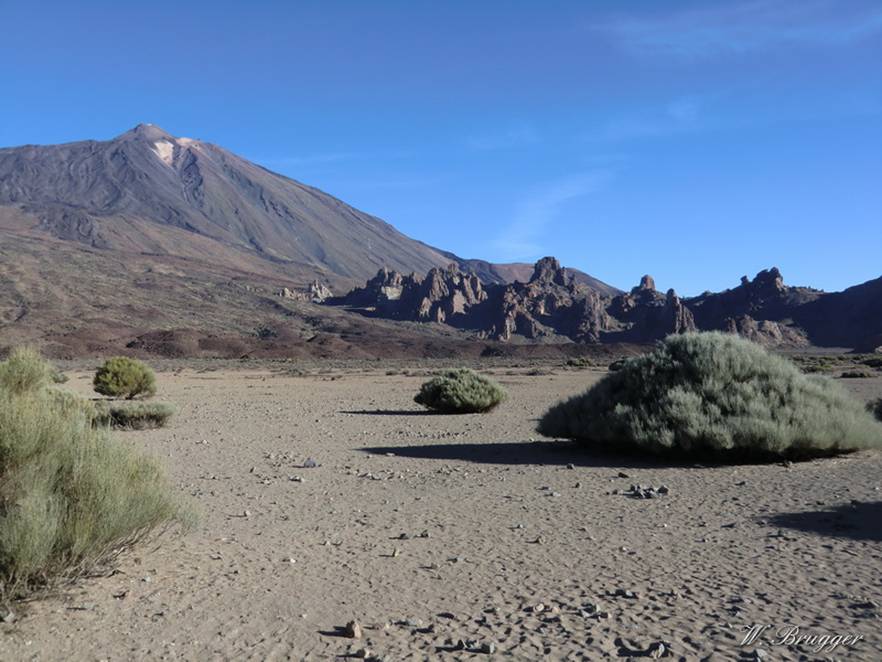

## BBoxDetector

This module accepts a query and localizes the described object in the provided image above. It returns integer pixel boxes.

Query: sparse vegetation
[414,368,506,414]
[538,332,882,461]
[0,349,185,599]
[94,402,175,430]
[94,357,157,400]
[565,357,593,369]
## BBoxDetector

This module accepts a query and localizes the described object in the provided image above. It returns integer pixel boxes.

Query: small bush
[608,358,628,372]
[839,369,874,379]
[537,332,882,461]
[869,399,882,422]
[861,357,882,369]
[0,347,52,395]
[94,357,157,400]
[0,349,185,599]
[414,368,506,414]
[94,402,175,430]
[566,357,593,369]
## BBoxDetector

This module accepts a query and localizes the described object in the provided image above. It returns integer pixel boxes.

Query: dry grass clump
[94,402,175,430]
[538,332,882,461]
[414,368,506,414]
[0,349,185,599]
[94,357,156,400]
[0,347,53,395]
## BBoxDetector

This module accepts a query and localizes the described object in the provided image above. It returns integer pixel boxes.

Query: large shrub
[538,332,882,460]
[94,357,157,400]
[414,368,506,414]
[0,349,184,598]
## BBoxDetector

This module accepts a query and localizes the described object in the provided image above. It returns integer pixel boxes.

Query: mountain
[0,125,618,357]
[0,124,455,287]
[0,124,611,292]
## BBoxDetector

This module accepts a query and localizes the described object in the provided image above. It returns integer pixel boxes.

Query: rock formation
[334,259,882,349]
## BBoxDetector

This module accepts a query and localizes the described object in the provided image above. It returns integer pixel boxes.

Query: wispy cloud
[599,1,882,57]
[589,96,706,142]
[467,122,539,151]
[492,171,612,261]
[255,152,368,168]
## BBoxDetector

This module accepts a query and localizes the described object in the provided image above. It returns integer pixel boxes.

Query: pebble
[479,641,496,654]
[344,620,363,639]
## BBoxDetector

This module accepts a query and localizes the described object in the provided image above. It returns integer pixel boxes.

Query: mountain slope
[0,124,456,286]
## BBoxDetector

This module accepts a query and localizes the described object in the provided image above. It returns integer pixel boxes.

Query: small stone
[344,620,363,639]
[533,603,546,613]
[617,471,629,478]
[479,641,497,654]
[566,463,575,470]
[303,458,319,468]
[657,485,669,495]
[2,610,15,623]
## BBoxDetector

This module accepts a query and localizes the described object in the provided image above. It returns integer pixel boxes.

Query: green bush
[0,347,52,395]
[414,368,506,414]
[94,357,157,400]
[537,332,882,461]
[0,349,185,599]
[869,399,882,423]
[94,402,175,430]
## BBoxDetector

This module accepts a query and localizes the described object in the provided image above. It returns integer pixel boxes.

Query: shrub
[414,368,506,414]
[0,347,52,395]
[566,357,593,369]
[94,402,175,430]
[0,349,185,598]
[839,369,874,379]
[537,332,882,461]
[861,357,882,369]
[869,399,882,423]
[94,357,157,399]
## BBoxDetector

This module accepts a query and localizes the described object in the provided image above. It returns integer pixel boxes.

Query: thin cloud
[591,96,705,142]
[599,1,882,57]
[467,123,540,151]
[255,152,367,168]
[492,171,612,261]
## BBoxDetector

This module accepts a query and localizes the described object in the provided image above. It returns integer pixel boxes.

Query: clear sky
[2,1,880,294]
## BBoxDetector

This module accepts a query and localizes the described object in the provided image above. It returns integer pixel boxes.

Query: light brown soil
[2,368,880,661]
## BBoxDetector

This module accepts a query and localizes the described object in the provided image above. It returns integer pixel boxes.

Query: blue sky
[2,0,880,294]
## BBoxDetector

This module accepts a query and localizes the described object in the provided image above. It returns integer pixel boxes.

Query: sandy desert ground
[1,366,880,661]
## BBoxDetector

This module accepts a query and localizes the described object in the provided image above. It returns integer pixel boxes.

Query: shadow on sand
[339,409,444,416]
[766,501,882,542]
[359,440,705,469]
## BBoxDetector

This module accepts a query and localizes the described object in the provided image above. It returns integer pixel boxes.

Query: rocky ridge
[334,258,882,349]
